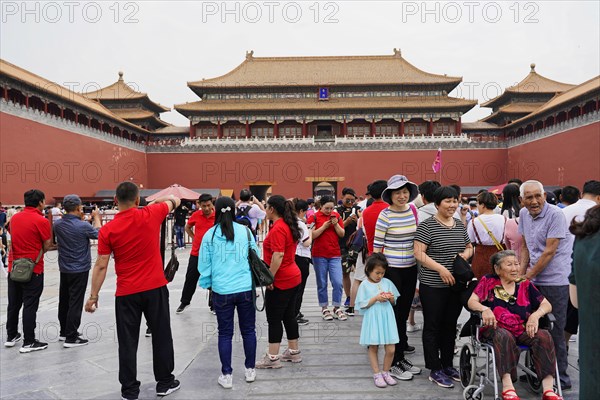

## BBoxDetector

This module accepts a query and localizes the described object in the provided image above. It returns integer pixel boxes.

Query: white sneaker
[406,323,422,333]
[218,374,233,389]
[389,365,413,381]
[245,368,256,382]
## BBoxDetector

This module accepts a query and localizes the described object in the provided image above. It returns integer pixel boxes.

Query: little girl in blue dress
[355,253,400,388]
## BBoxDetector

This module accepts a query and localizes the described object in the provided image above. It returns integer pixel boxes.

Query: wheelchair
[458,312,563,400]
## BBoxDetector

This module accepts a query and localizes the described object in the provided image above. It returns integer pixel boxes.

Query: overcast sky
[2,1,598,125]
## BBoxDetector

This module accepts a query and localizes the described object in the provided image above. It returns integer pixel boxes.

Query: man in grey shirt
[53,195,101,347]
[518,180,572,389]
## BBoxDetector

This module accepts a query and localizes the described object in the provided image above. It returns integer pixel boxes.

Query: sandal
[501,389,520,400]
[322,309,333,321]
[333,308,348,321]
[542,390,563,400]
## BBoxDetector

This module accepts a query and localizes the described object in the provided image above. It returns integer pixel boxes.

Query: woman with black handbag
[198,197,259,389]
[255,195,303,369]
[414,186,473,390]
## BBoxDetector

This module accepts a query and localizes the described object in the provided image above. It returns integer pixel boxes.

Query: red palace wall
[1,111,598,204]
[0,112,148,204]
[146,149,508,199]
[508,121,600,189]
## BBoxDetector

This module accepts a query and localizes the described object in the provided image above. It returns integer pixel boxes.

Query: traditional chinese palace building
[1,52,599,204]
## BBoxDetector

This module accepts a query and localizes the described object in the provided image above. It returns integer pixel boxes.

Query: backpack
[345,227,367,269]
[236,205,257,238]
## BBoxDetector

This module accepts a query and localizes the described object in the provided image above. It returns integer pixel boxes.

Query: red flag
[432,148,442,173]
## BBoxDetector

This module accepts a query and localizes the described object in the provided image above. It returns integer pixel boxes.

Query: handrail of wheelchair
[468,310,556,343]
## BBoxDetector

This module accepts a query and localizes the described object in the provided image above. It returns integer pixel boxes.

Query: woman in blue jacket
[199,196,259,389]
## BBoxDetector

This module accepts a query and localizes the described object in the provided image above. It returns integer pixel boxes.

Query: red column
[217,121,222,139]
[457,118,462,135]
[400,118,405,137]
[2,87,7,101]
[596,99,599,111]
[25,95,29,108]
[274,120,279,138]
[60,108,64,118]
[110,126,114,135]
[88,118,92,128]
[75,112,79,123]
[428,118,433,136]
[580,106,584,116]
[44,101,48,113]
[245,121,250,138]
[189,121,194,138]
[302,120,307,138]
[343,119,347,137]
[370,120,376,137]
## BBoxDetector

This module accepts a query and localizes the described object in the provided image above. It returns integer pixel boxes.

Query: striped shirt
[414,217,470,288]
[373,207,417,268]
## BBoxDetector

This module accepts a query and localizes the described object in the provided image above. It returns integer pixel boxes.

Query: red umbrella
[488,183,508,195]
[146,184,201,201]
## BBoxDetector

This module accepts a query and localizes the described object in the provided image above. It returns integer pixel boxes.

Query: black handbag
[10,249,43,283]
[164,223,179,282]
[246,228,274,311]
[451,253,474,292]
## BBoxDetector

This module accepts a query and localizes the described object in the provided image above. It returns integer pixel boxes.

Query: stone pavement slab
[1,248,579,399]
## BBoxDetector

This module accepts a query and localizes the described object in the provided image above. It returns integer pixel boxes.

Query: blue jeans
[174,225,185,248]
[212,290,257,375]
[312,257,343,307]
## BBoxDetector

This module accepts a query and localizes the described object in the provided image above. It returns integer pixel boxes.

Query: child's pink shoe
[382,371,398,386]
[373,373,387,388]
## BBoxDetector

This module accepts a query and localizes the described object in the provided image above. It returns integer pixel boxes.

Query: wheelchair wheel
[460,343,477,388]
[524,350,542,393]
[463,384,483,400]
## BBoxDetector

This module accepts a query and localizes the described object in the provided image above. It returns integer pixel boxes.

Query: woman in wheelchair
[467,250,562,400]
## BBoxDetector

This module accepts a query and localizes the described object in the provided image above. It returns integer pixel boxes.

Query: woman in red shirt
[310,195,346,321]
[256,195,303,369]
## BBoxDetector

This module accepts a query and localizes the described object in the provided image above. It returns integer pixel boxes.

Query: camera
[83,206,94,214]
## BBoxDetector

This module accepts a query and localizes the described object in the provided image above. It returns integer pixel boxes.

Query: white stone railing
[0,98,147,152]
[507,110,599,147]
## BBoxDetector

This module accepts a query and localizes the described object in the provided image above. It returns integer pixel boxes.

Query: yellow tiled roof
[482,64,575,107]
[0,59,149,134]
[176,95,477,115]
[111,109,169,128]
[505,75,600,128]
[155,125,189,135]
[188,50,462,90]
[481,102,545,122]
[84,72,170,112]
[461,121,500,130]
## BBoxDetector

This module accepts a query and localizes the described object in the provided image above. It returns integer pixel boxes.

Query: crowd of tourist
[2,177,599,400]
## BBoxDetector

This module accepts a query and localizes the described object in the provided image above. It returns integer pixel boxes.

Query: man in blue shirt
[519,180,572,389]
[53,195,101,347]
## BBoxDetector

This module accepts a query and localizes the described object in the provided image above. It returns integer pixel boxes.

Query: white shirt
[295,219,311,258]
[563,198,597,259]
[467,214,507,246]
[237,203,266,230]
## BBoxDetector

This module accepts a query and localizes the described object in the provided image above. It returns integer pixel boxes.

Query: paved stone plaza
[1,248,579,400]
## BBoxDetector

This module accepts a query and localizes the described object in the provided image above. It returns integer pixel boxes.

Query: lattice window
[348,125,370,136]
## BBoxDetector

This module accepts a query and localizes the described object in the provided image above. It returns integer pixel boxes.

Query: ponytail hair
[213,196,236,241]
[268,195,301,242]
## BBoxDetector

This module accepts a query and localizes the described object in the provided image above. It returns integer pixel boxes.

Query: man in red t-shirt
[177,193,215,313]
[5,189,55,353]
[361,180,390,255]
[84,182,182,400]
